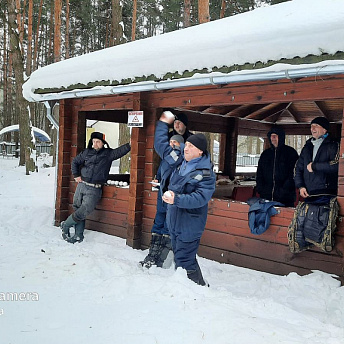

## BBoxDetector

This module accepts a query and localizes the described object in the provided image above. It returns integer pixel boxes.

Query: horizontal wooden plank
[146,75,344,108]
[85,220,127,239]
[96,197,129,214]
[87,209,128,228]
[102,186,129,200]
[201,229,344,271]
[143,203,158,220]
[205,215,288,245]
[198,245,312,278]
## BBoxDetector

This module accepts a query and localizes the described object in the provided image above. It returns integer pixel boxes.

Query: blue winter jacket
[247,197,283,235]
[154,121,216,242]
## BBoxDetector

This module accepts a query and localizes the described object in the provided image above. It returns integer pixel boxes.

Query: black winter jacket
[294,136,339,196]
[256,128,299,206]
[72,143,131,185]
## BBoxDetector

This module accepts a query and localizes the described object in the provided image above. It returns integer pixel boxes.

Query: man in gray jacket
[60,131,131,243]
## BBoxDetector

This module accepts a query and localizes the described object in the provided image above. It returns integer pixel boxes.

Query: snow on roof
[23,0,344,101]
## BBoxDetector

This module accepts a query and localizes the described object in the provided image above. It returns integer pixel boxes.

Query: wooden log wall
[55,76,344,283]
[141,193,344,282]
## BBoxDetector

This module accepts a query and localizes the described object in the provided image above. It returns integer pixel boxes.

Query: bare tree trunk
[8,0,36,174]
[33,0,43,71]
[26,0,33,76]
[65,0,70,58]
[111,0,124,46]
[2,17,11,142]
[131,0,137,41]
[247,136,253,154]
[54,0,62,62]
[119,124,130,173]
[15,0,24,54]
[48,0,54,64]
[198,0,209,24]
[220,0,227,18]
[184,0,191,27]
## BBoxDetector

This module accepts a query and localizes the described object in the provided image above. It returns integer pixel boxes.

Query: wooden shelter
[23,1,344,283]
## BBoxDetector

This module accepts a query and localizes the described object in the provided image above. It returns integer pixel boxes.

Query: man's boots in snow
[140,233,162,268]
[60,214,78,240]
[67,220,85,244]
[187,263,208,287]
[156,234,172,268]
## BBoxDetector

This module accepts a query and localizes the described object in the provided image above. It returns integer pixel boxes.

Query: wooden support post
[223,117,238,179]
[55,99,73,225]
[126,93,147,248]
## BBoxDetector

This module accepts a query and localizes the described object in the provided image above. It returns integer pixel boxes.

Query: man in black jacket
[256,127,299,207]
[60,131,131,243]
[168,112,193,142]
[294,117,339,202]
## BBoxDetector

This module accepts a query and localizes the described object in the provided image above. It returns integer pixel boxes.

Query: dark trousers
[171,234,200,271]
[72,182,102,222]
[151,191,169,235]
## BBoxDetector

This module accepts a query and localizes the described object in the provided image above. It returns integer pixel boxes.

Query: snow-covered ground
[0,158,343,343]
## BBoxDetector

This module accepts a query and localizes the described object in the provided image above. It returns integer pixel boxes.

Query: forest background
[0,0,288,173]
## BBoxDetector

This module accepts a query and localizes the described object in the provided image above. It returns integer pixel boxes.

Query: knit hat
[175,113,188,126]
[186,133,207,153]
[170,135,184,145]
[87,131,110,149]
[311,117,329,131]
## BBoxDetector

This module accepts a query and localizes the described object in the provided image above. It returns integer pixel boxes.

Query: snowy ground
[0,158,343,344]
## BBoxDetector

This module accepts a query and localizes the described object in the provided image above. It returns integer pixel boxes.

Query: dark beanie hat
[186,133,207,153]
[87,131,110,149]
[311,117,329,131]
[175,113,188,126]
[170,134,184,144]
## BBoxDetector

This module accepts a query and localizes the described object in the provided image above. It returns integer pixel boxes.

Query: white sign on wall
[128,111,143,127]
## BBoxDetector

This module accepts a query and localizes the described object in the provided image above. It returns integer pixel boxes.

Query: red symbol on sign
[132,115,140,122]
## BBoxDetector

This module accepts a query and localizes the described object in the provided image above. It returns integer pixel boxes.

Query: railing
[236,154,260,166]
[0,142,52,156]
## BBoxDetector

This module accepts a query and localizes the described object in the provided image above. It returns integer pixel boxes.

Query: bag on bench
[288,197,339,253]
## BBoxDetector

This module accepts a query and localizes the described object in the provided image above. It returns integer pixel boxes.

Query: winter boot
[187,263,208,287]
[140,233,162,268]
[155,234,172,268]
[67,220,85,244]
[60,214,78,241]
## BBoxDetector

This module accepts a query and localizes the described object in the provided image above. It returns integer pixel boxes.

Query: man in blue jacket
[140,134,185,268]
[60,131,131,243]
[154,111,216,286]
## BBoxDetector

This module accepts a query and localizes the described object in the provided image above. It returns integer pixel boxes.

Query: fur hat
[175,113,188,126]
[87,131,110,149]
[186,133,207,153]
[311,117,329,131]
[170,135,184,145]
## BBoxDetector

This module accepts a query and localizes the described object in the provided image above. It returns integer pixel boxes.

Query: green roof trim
[34,52,344,95]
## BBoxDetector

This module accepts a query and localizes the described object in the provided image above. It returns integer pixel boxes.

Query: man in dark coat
[168,112,193,142]
[60,131,131,243]
[294,117,339,201]
[256,127,299,207]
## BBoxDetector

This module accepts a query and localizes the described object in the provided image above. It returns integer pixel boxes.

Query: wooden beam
[314,101,329,118]
[146,75,344,109]
[285,103,301,122]
[245,103,284,120]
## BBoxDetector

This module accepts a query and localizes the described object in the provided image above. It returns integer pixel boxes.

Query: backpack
[288,197,339,253]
